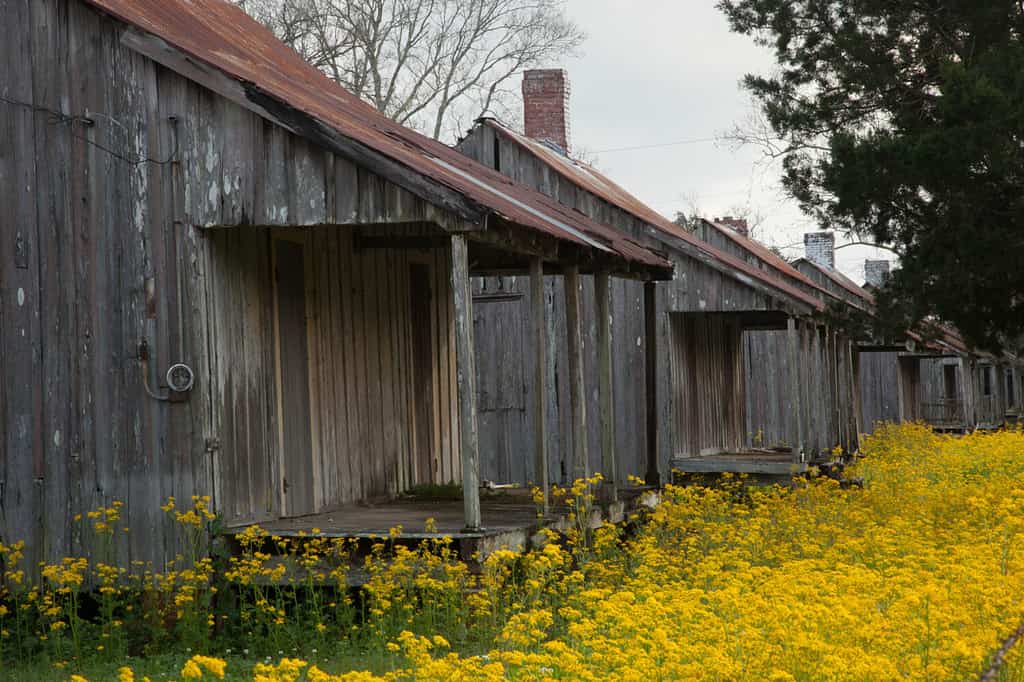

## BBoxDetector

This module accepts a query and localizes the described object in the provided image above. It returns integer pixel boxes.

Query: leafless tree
[235,0,585,141]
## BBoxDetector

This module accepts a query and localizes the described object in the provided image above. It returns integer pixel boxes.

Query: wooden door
[273,237,316,516]
[409,263,436,485]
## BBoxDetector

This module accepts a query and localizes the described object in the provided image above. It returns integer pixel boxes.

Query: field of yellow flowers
[3,423,1024,681]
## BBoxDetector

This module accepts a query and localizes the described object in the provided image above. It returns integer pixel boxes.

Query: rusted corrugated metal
[478,119,824,311]
[705,220,824,291]
[83,0,671,274]
[790,254,872,307]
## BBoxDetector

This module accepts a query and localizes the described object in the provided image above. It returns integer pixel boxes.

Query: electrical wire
[2,94,186,400]
[140,357,171,402]
[593,135,720,153]
[0,94,178,166]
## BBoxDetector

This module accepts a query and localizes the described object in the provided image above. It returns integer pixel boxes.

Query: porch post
[1013,365,1022,410]
[825,327,841,452]
[529,256,549,513]
[808,324,822,457]
[564,264,589,481]
[787,316,805,462]
[644,281,660,485]
[848,339,862,452]
[960,354,976,430]
[450,235,481,531]
[995,362,1007,424]
[595,271,617,500]
[1011,366,1019,409]
[895,358,906,423]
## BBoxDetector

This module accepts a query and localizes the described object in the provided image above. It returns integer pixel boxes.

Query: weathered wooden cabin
[693,222,862,460]
[457,74,861,483]
[794,252,986,433]
[900,328,1016,431]
[967,357,1010,428]
[0,0,673,570]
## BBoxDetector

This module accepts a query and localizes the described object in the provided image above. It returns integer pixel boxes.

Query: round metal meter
[166,363,195,393]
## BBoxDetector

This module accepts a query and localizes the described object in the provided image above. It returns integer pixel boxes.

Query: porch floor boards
[224,496,547,540]
[671,449,808,476]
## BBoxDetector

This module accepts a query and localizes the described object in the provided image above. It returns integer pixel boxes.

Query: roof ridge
[481,120,828,310]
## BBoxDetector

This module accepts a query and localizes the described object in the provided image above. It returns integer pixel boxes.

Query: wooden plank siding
[0,0,467,569]
[203,228,460,524]
[743,325,855,459]
[918,356,966,428]
[469,273,658,486]
[744,331,794,448]
[668,314,746,458]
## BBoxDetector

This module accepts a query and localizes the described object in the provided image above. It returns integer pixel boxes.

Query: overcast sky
[554,0,892,282]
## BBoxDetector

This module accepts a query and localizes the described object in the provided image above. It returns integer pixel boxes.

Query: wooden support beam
[830,329,845,453]
[595,271,617,500]
[1011,366,1021,410]
[808,325,821,458]
[564,265,589,481]
[644,281,660,485]
[787,316,805,463]
[847,339,862,453]
[994,362,1007,421]
[960,355,977,429]
[530,257,549,514]
[450,235,481,531]
[895,356,908,422]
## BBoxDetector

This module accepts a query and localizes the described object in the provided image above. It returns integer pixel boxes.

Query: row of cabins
[793,248,1019,432]
[2,0,1020,572]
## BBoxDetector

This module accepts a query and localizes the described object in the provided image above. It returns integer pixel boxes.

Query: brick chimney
[716,216,749,237]
[804,232,835,269]
[522,69,571,153]
[864,259,891,287]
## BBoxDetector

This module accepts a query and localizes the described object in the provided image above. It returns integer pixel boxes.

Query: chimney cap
[523,68,569,79]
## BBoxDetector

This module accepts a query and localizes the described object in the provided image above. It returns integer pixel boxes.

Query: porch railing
[922,399,964,426]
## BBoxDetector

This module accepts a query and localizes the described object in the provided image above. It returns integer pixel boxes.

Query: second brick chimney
[804,232,835,269]
[522,69,571,153]
[864,259,891,287]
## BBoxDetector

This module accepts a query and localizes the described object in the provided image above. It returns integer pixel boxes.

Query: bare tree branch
[236,0,585,141]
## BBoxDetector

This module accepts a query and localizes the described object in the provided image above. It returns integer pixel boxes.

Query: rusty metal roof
[703,220,823,292]
[479,119,825,312]
[793,256,876,307]
[83,0,670,274]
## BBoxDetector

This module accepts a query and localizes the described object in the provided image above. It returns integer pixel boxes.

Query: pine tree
[719,0,1024,350]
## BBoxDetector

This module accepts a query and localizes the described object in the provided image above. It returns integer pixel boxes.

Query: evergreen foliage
[719,0,1024,350]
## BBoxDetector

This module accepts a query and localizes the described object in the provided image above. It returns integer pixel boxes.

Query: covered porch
[205,214,670,539]
[670,309,859,478]
[919,354,970,430]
